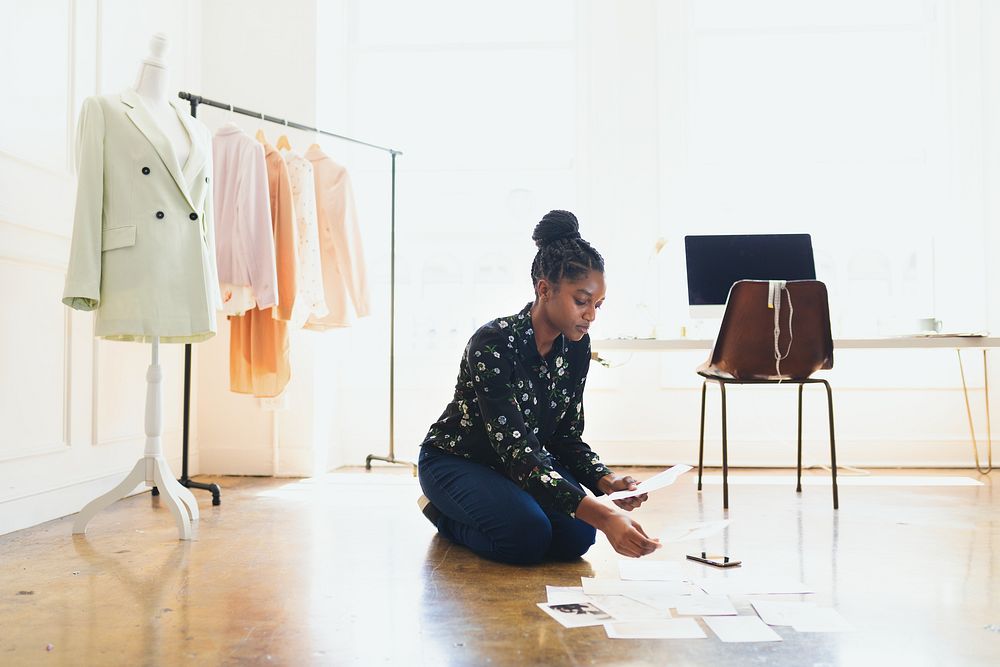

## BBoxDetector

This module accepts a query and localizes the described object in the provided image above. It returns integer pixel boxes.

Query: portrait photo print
[536,602,613,628]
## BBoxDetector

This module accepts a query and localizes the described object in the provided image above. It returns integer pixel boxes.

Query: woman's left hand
[598,473,648,512]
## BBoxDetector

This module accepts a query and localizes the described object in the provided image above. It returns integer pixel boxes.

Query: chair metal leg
[820,379,839,509]
[720,382,729,510]
[797,383,804,493]
[698,381,708,491]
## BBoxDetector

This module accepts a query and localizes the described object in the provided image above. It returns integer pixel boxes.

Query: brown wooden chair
[696,279,839,509]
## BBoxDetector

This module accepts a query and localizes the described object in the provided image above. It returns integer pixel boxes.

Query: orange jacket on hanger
[229,142,299,397]
[303,145,370,330]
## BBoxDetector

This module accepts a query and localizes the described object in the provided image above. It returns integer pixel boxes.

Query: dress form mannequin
[133,33,191,167]
[73,34,200,540]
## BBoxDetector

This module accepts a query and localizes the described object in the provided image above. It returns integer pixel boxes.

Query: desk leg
[957,349,993,474]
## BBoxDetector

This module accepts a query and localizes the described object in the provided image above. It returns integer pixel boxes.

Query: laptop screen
[684,234,816,307]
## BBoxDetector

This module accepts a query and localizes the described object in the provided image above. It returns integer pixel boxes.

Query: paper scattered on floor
[607,464,693,500]
[790,607,855,632]
[536,602,612,628]
[545,586,588,604]
[605,618,707,640]
[695,577,814,596]
[586,595,665,621]
[703,616,783,642]
[750,600,818,626]
[660,520,730,543]
[582,577,700,598]
[674,595,738,616]
[618,559,685,581]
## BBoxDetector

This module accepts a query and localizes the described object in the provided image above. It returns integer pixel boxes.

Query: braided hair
[530,210,605,294]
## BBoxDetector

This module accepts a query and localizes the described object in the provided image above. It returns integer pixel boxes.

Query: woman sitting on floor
[417,210,661,564]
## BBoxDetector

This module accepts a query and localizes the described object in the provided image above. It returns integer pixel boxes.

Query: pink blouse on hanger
[212,123,277,315]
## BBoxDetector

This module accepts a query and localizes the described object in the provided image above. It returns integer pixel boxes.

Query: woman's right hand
[599,513,661,558]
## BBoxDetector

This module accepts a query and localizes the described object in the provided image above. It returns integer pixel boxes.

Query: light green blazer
[62,89,221,343]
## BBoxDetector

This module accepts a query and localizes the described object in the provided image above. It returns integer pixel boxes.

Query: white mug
[915,317,942,333]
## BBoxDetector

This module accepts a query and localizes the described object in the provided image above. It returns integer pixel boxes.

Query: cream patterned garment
[281,150,328,327]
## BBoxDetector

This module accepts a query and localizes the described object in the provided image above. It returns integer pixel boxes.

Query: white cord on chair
[770,280,793,380]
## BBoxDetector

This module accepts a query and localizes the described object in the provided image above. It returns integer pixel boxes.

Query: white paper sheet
[750,600,818,626]
[695,578,815,596]
[791,608,855,633]
[586,595,665,621]
[618,559,686,581]
[605,618,707,640]
[581,577,701,599]
[536,602,613,628]
[545,586,589,604]
[607,464,693,500]
[660,520,731,543]
[674,595,738,616]
[703,616,783,642]
[626,593,686,613]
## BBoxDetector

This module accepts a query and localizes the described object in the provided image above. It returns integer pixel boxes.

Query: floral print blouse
[421,303,612,517]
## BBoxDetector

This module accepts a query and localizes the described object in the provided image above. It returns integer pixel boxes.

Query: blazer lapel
[171,99,207,184]
[121,89,196,210]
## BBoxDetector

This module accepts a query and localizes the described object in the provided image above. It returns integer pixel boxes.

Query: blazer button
[189,212,199,221]
[155,211,165,219]
[141,166,151,175]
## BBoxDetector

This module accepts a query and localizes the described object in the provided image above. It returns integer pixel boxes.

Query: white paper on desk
[619,559,685,581]
[605,618,707,640]
[791,607,855,633]
[703,616,783,642]
[546,586,589,604]
[674,595,738,616]
[750,600,817,626]
[586,595,665,621]
[582,578,701,599]
[536,601,612,628]
[696,578,815,596]
[660,520,730,543]
[607,464,693,500]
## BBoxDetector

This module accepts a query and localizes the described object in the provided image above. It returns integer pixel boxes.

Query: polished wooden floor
[1,466,997,666]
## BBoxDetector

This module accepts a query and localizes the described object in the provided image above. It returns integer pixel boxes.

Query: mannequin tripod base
[73,456,199,540]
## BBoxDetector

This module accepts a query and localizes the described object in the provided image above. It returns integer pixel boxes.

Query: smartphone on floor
[686,552,741,568]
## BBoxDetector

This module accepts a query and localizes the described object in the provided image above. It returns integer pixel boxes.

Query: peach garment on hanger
[303,145,370,330]
[229,142,299,397]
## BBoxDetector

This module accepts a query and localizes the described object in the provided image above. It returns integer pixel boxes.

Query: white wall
[0,0,203,536]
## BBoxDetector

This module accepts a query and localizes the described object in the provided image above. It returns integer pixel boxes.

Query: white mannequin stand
[73,34,199,540]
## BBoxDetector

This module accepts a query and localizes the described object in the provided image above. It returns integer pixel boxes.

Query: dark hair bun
[532,210,581,249]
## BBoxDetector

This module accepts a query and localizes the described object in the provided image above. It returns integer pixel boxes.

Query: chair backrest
[701,280,834,381]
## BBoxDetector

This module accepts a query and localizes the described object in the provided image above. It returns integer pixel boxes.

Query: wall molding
[0,0,73,175]
[0,260,71,462]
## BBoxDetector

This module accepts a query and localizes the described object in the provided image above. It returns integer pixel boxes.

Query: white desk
[593,335,997,473]
[594,335,1000,351]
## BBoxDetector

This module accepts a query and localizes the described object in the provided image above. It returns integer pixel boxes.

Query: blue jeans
[418,446,597,565]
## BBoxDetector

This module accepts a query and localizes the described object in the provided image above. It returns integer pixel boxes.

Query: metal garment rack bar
[171,91,414,503]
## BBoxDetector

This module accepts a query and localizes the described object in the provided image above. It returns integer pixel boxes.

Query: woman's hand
[575,496,661,559]
[598,473,649,512]
[599,513,661,558]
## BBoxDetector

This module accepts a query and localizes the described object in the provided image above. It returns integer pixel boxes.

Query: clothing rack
[165,91,415,504]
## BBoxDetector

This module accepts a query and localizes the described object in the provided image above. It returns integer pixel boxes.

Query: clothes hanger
[255,112,267,144]
[276,120,292,151]
[307,125,321,152]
